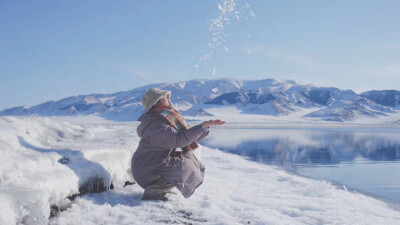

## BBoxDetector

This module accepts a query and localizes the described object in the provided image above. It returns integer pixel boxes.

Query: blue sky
[1,0,399,110]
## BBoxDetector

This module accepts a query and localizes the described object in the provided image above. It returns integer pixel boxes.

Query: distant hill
[361,90,400,107]
[1,78,399,122]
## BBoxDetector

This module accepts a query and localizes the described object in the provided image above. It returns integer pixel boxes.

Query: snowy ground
[1,115,400,225]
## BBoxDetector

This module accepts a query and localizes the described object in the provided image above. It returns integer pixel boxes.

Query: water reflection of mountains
[205,131,400,168]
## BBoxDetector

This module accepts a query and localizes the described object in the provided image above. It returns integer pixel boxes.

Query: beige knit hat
[142,88,171,112]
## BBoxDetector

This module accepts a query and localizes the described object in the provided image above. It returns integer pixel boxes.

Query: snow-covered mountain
[361,90,400,108]
[1,78,399,122]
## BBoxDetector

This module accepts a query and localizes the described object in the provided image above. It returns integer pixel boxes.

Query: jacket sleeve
[196,130,209,142]
[144,119,205,149]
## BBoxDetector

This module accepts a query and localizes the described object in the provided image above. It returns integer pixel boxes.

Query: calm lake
[200,127,400,203]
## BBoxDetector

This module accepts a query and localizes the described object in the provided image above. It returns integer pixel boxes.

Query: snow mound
[0,116,87,224]
[0,116,135,224]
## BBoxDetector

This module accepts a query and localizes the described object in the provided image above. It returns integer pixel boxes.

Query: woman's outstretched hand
[201,119,226,129]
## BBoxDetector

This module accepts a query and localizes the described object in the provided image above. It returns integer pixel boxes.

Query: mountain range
[1,78,399,122]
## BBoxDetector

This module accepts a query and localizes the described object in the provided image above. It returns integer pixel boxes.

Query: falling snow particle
[208,0,256,51]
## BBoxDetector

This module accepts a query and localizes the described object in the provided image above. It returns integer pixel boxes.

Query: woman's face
[157,95,172,107]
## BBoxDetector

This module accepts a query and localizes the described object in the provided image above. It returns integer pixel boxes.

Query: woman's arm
[145,120,205,149]
[144,119,225,149]
[196,120,225,142]
[196,127,209,142]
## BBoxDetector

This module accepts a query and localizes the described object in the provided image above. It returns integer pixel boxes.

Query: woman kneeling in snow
[131,88,225,200]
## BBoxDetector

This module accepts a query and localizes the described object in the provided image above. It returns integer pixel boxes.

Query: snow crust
[1,115,400,225]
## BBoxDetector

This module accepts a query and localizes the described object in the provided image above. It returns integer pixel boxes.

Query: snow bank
[1,116,400,225]
[0,116,136,224]
[0,116,84,224]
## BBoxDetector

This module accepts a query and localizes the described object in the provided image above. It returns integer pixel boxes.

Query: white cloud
[369,62,400,76]
[245,46,323,70]
[105,62,183,83]
[382,44,400,49]
[105,62,154,81]
[128,69,153,81]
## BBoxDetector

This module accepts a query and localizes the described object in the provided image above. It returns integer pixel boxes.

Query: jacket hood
[136,113,165,138]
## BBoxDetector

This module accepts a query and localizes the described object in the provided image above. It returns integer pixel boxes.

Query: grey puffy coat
[131,113,208,198]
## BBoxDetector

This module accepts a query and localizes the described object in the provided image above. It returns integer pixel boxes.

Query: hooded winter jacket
[131,113,208,198]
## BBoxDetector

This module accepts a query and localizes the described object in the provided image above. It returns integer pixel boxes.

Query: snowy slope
[361,90,400,108]
[1,78,399,122]
[1,116,400,225]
